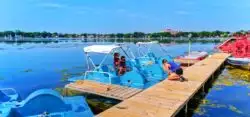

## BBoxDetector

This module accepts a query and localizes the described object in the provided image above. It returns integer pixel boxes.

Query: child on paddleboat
[119,56,127,75]
[113,52,120,70]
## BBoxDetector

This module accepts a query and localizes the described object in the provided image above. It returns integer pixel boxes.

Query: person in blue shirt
[162,59,186,82]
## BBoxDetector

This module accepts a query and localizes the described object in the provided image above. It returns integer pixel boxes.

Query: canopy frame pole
[85,52,90,70]
[98,53,109,70]
[128,47,136,59]
[87,53,97,69]
[120,47,133,60]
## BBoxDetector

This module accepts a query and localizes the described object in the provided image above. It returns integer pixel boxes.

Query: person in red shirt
[118,56,127,75]
[113,53,120,71]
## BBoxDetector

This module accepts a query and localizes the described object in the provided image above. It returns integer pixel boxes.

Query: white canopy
[83,45,121,54]
[136,41,158,45]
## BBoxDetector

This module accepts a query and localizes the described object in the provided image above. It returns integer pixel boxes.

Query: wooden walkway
[97,53,230,117]
[66,80,143,100]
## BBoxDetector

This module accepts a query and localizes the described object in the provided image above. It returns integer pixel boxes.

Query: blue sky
[0,0,250,33]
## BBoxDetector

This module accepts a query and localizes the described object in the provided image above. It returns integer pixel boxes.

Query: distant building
[163,28,180,35]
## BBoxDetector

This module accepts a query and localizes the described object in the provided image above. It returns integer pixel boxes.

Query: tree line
[0,30,248,39]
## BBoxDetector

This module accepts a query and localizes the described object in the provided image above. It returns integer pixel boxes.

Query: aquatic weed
[61,73,71,82]
[21,69,33,73]
[54,88,82,96]
[228,105,243,114]
[194,107,206,116]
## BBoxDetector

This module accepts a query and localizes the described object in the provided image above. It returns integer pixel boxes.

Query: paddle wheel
[217,34,250,58]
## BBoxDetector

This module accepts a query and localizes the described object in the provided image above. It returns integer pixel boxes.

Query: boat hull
[227,57,250,70]
[175,51,208,66]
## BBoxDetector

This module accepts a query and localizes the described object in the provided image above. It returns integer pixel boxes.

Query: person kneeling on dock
[162,59,186,82]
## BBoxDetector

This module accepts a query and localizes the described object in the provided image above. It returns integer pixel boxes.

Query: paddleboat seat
[120,67,145,89]
[0,89,93,117]
[141,64,167,81]
[84,66,119,84]
[147,52,157,59]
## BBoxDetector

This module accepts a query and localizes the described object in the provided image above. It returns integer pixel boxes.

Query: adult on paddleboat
[113,52,120,71]
[119,56,127,75]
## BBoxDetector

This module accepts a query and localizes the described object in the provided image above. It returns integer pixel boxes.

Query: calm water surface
[0,41,249,116]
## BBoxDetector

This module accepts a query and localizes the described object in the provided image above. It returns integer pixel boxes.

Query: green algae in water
[54,88,83,96]
[214,78,235,86]
[21,69,33,73]
[227,66,250,82]
[87,99,114,112]
[213,86,223,91]
[201,99,210,105]
[54,88,118,114]
[228,105,243,114]
[61,73,71,82]
[194,107,206,116]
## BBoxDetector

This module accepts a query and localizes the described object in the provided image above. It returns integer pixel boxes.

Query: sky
[0,0,250,33]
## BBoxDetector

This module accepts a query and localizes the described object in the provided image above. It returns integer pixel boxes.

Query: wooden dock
[97,53,230,117]
[66,80,143,100]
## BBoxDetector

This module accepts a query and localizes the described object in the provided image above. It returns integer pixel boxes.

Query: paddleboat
[174,51,208,66]
[0,89,93,117]
[68,45,158,89]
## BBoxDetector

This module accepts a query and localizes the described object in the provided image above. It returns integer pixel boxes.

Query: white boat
[175,51,208,66]
[227,57,250,70]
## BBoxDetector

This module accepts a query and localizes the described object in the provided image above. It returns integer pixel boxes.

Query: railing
[84,71,113,84]
[0,88,17,95]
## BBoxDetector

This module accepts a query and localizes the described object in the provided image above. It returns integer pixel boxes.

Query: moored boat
[217,34,250,69]
[227,57,250,70]
[174,51,208,66]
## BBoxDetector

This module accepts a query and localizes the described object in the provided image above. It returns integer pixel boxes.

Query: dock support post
[202,85,205,93]
[65,88,68,96]
[185,104,188,117]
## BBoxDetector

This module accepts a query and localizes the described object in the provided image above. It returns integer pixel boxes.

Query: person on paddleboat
[119,56,127,75]
[113,52,120,71]
[162,59,186,82]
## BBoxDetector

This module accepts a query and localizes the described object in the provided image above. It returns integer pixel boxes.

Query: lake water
[0,41,249,117]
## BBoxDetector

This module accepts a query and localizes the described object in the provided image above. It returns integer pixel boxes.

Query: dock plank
[66,80,143,100]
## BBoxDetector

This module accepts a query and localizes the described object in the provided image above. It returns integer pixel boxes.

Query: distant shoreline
[0,37,225,43]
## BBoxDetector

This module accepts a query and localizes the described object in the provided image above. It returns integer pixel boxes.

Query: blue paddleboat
[68,45,158,89]
[0,89,93,117]
[134,41,181,81]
